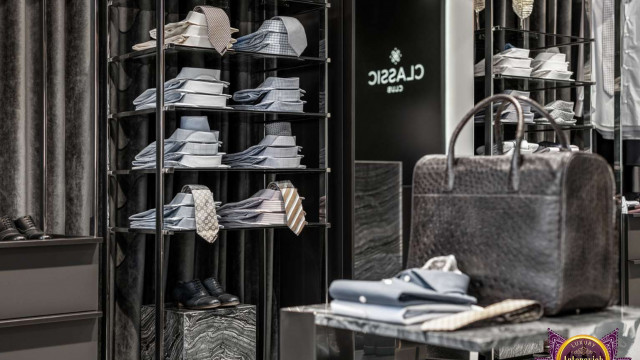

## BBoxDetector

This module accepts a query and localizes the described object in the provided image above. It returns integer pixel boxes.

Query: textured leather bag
[407,94,617,315]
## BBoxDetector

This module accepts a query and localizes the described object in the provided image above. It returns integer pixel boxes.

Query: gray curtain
[0,0,94,235]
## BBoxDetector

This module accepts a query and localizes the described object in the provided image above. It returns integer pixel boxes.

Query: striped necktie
[193,6,231,55]
[268,180,306,235]
[181,185,219,243]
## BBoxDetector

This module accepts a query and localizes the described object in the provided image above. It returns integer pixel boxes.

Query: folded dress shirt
[132,116,228,169]
[222,134,304,169]
[231,77,305,113]
[217,188,295,228]
[129,193,220,230]
[133,11,238,51]
[531,48,573,80]
[329,271,477,307]
[475,45,533,77]
[330,300,475,325]
[232,16,307,57]
[134,68,231,110]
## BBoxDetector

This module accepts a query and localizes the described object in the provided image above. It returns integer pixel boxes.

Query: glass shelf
[109,44,327,68]
[108,0,328,15]
[109,168,328,175]
[475,27,594,50]
[110,222,330,235]
[109,105,327,120]
[475,121,594,132]
[475,74,594,91]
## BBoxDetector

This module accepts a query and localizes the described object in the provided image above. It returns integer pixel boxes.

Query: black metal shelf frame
[477,0,593,155]
[105,2,330,360]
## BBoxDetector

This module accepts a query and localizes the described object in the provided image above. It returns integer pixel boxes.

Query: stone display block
[141,304,256,360]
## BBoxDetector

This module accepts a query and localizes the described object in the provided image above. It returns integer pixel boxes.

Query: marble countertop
[282,305,640,353]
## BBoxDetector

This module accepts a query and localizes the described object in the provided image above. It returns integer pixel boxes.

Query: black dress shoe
[203,276,240,307]
[14,215,50,240]
[0,216,26,241]
[173,280,221,310]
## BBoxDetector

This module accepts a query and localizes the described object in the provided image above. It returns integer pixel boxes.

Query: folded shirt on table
[330,300,475,325]
[475,140,539,155]
[329,269,477,307]
[217,189,281,214]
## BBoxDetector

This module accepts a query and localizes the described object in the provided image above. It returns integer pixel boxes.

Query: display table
[280,305,640,359]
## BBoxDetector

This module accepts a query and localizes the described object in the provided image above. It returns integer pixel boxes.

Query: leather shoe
[203,276,240,307]
[14,215,50,240]
[0,216,26,241]
[173,280,221,310]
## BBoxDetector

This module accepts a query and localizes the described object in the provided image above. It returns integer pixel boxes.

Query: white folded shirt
[532,69,573,80]
[330,300,476,325]
[534,52,566,62]
[531,60,570,72]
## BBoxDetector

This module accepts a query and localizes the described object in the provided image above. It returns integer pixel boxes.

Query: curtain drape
[0,0,94,236]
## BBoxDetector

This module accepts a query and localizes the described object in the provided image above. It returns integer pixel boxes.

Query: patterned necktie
[193,6,231,55]
[181,185,219,243]
[268,180,306,235]
[602,0,614,95]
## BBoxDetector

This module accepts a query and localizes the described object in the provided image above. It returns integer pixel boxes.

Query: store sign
[536,329,629,360]
[367,48,425,94]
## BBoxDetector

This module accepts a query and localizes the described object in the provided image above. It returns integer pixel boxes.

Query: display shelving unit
[104,0,330,359]
[474,1,595,154]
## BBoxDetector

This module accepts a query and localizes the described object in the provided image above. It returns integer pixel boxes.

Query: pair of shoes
[0,215,50,241]
[173,276,240,310]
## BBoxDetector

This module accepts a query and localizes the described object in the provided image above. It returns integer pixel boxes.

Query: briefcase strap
[446,95,571,192]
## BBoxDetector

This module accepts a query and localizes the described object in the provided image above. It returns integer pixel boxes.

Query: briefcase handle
[447,95,571,192]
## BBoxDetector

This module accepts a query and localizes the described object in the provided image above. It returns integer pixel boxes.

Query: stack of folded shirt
[231,77,305,113]
[222,122,304,169]
[133,68,230,110]
[531,47,573,80]
[129,192,221,230]
[476,140,580,155]
[534,100,576,125]
[133,10,238,51]
[328,256,478,325]
[475,90,535,124]
[217,189,287,228]
[132,116,228,169]
[232,16,307,57]
[474,45,533,77]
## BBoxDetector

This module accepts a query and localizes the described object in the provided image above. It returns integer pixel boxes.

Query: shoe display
[203,276,240,307]
[0,216,26,241]
[14,215,51,240]
[173,280,221,310]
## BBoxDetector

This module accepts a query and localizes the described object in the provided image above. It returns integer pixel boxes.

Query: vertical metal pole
[154,0,165,358]
[42,0,48,231]
[483,0,494,155]
[324,2,330,306]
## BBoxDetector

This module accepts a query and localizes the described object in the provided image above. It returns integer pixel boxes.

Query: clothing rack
[103,1,331,359]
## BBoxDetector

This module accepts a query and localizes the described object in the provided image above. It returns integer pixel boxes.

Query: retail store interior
[0,0,639,359]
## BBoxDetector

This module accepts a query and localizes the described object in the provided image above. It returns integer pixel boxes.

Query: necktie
[602,0,614,96]
[181,185,219,242]
[193,6,231,55]
[268,180,306,235]
[265,122,292,136]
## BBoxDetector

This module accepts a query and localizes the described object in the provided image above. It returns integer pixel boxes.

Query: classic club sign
[367,48,425,94]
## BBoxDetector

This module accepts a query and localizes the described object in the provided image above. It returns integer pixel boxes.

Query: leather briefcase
[407,94,617,315]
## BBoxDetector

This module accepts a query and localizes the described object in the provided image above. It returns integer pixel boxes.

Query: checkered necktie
[602,0,614,95]
[268,180,306,235]
[181,185,219,242]
[193,6,231,55]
